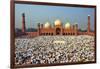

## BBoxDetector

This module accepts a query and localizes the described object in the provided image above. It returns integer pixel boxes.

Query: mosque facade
[16,13,95,37]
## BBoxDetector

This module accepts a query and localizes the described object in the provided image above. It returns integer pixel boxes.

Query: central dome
[55,19,62,26]
[44,22,51,28]
[65,22,71,29]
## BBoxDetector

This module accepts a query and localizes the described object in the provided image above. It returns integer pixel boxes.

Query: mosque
[16,13,95,37]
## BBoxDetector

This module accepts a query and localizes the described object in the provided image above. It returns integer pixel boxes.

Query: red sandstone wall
[63,28,75,33]
[40,28,55,35]
[26,32,38,37]
[78,32,95,36]
[87,32,95,36]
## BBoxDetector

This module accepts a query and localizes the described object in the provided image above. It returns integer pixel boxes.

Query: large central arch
[56,28,61,35]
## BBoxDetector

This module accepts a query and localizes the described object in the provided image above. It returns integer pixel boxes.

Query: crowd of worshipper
[15,35,95,65]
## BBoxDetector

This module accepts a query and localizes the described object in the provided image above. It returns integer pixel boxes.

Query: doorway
[56,28,61,35]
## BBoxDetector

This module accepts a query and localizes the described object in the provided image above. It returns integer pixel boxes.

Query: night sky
[15,3,95,31]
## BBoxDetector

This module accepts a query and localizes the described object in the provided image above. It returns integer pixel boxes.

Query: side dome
[54,19,62,26]
[44,22,51,28]
[65,22,71,29]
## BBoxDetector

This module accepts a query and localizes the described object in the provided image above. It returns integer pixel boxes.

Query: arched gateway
[56,28,61,35]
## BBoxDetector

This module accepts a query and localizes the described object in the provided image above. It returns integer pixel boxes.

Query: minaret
[72,25,74,30]
[87,15,90,33]
[41,24,43,29]
[37,23,40,36]
[74,23,78,35]
[22,13,26,33]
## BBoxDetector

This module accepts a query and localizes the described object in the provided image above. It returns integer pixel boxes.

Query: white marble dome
[54,19,62,26]
[65,22,71,29]
[44,22,51,28]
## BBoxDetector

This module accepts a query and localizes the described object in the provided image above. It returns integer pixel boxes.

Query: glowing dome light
[55,19,62,26]
[44,22,51,28]
[65,22,71,29]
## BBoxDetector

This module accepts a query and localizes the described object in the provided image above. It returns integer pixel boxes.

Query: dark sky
[15,3,95,31]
